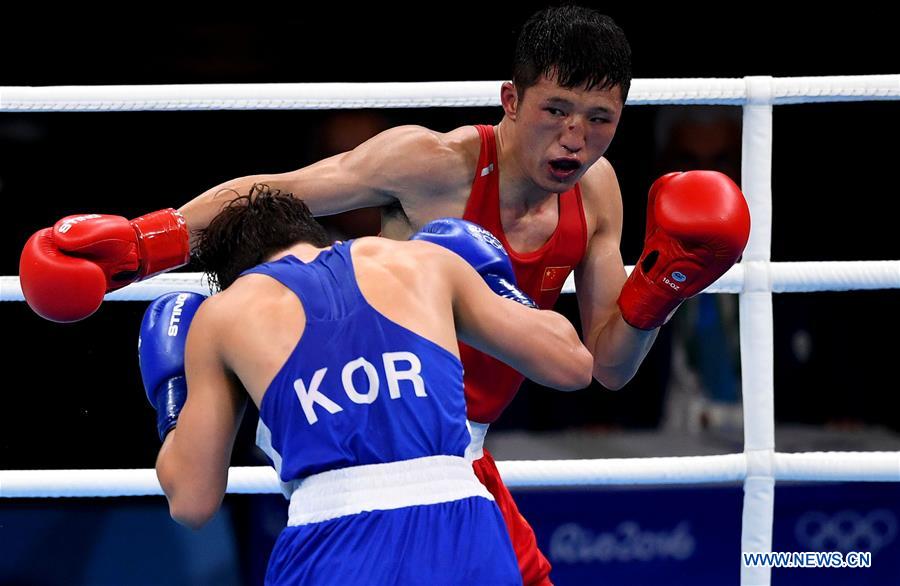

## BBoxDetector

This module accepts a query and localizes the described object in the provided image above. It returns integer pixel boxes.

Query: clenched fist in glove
[617,171,751,330]
[20,209,191,322]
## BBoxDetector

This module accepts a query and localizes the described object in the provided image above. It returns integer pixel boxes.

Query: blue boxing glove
[411,218,537,308]
[138,292,206,441]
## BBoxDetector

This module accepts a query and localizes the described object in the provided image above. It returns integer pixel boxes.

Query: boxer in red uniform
[19,7,749,584]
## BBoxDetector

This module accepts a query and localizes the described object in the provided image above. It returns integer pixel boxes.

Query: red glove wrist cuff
[130,209,191,278]
[617,269,682,330]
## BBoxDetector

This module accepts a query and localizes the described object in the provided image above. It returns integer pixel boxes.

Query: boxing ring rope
[2,260,899,301]
[2,75,898,586]
[1,75,897,110]
[4,452,899,499]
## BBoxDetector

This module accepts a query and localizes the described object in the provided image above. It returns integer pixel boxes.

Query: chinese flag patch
[541,266,570,291]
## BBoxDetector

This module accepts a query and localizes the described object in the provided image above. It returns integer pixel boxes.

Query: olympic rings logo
[794,509,897,554]
[465,224,505,253]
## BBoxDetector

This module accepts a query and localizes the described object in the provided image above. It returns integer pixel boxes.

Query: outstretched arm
[19,125,458,324]
[178,125,454,244]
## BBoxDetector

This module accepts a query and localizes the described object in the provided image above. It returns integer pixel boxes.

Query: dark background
[2,5,897,473]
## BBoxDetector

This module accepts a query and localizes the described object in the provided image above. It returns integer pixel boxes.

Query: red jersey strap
[465,124,501,228]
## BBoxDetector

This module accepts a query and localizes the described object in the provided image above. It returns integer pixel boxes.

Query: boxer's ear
[500,82,519,120]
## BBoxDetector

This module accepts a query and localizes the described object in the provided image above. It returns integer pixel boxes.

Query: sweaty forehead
[526,75,623,110]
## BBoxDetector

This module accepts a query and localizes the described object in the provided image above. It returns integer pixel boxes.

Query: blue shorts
[265,496,522,585]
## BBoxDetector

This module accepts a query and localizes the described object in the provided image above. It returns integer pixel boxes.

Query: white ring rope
[4,75,898,586]
[774,451,900,482]
[3,261,898,302]
[2,452,898,498]
[1,75,897,111]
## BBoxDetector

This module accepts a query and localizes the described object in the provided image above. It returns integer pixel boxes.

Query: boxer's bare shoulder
[356,125,479,198]
[377,125,481,237]
[349,236,454,300]
[349,236,461,354]
[578,156,624,240]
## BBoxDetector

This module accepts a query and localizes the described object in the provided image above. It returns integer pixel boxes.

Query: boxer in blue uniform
[140,186,592,585]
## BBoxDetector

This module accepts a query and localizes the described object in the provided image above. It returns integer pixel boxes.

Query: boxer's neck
[268,242,331,264]
[494,118,558,212]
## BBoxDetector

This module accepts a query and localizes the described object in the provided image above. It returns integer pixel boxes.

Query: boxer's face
[505,74,623,192]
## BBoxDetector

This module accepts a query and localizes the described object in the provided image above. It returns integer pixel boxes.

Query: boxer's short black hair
[193,184,330,291]
[513,5,632,101]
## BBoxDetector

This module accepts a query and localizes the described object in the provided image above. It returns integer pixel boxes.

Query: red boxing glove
[617,171,751,330]
[19,209,190,323]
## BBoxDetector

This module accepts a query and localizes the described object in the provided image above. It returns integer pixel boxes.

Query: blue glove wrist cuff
[153,376,187,441]
[483,273,537,309]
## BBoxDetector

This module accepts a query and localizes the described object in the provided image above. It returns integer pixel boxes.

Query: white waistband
[465,420,490,461]
[287,455,493,526]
